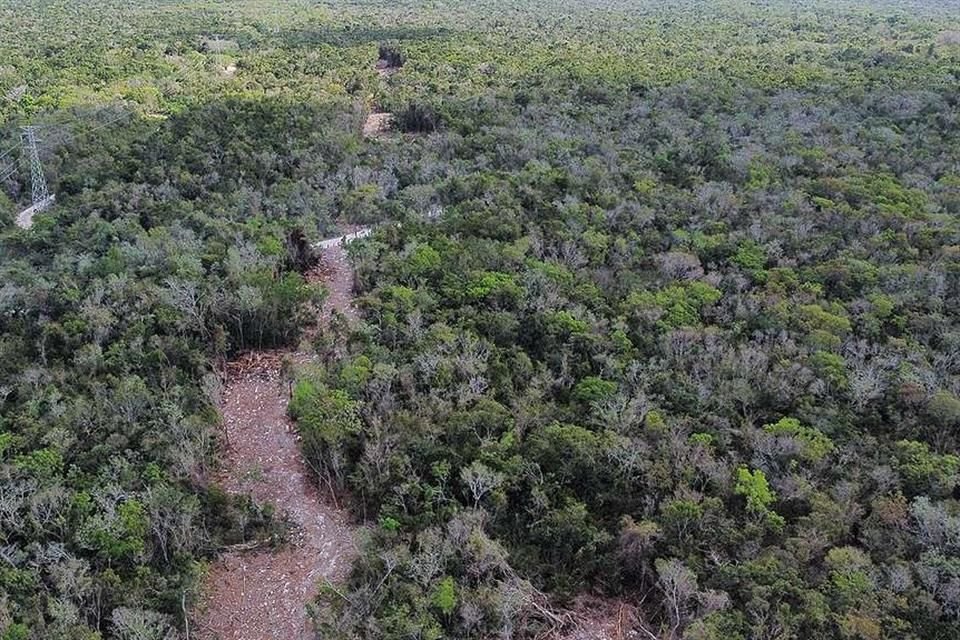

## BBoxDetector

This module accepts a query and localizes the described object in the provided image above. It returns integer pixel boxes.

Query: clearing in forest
[362,111,393,138]
[375,60,400,78]
[194,233,362,640]
[15,195,55,229]
[560,596,636,640]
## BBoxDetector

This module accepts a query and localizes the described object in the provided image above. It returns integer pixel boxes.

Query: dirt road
[195,232,363,640]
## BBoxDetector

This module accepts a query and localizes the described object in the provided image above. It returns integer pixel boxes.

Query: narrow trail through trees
[195,232,364,640]
[362,53,396,138]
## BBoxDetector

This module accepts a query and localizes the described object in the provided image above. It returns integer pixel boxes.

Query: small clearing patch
[559,596,637,640]
[15,195,55,229]
[362,111,393,138]
[375,59,400,78]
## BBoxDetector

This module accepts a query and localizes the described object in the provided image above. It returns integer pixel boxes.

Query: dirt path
[362,55,396,138]
[195,233,364,640]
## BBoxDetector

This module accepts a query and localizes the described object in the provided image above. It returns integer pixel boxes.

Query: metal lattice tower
[21,126,49,207]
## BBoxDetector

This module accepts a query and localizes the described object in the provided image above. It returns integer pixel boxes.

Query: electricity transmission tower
[21,126,51,208]
[7,108,131,227]
[12,126,55,228]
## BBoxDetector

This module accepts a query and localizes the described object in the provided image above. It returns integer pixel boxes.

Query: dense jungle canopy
[1,0,960,638]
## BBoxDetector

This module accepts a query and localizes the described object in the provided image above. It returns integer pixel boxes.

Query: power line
[4,46,229,214]
[0,151,25,183]
[70,108,134,140]
[35,107,135,152]
[0,142,19,161]
[4,93,153,202]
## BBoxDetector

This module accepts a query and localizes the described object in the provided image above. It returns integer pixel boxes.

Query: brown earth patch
[362,111,393,138]
[375,59,400,78]
[557,596,638,640]
[194,238,363,640]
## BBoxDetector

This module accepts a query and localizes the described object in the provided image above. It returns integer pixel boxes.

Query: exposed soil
[15,195,55,229]
[375,59,400,78]
[362,111,393,138]
[195,234,364,640]
[558,596,637,640]
[15,207,35,229]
